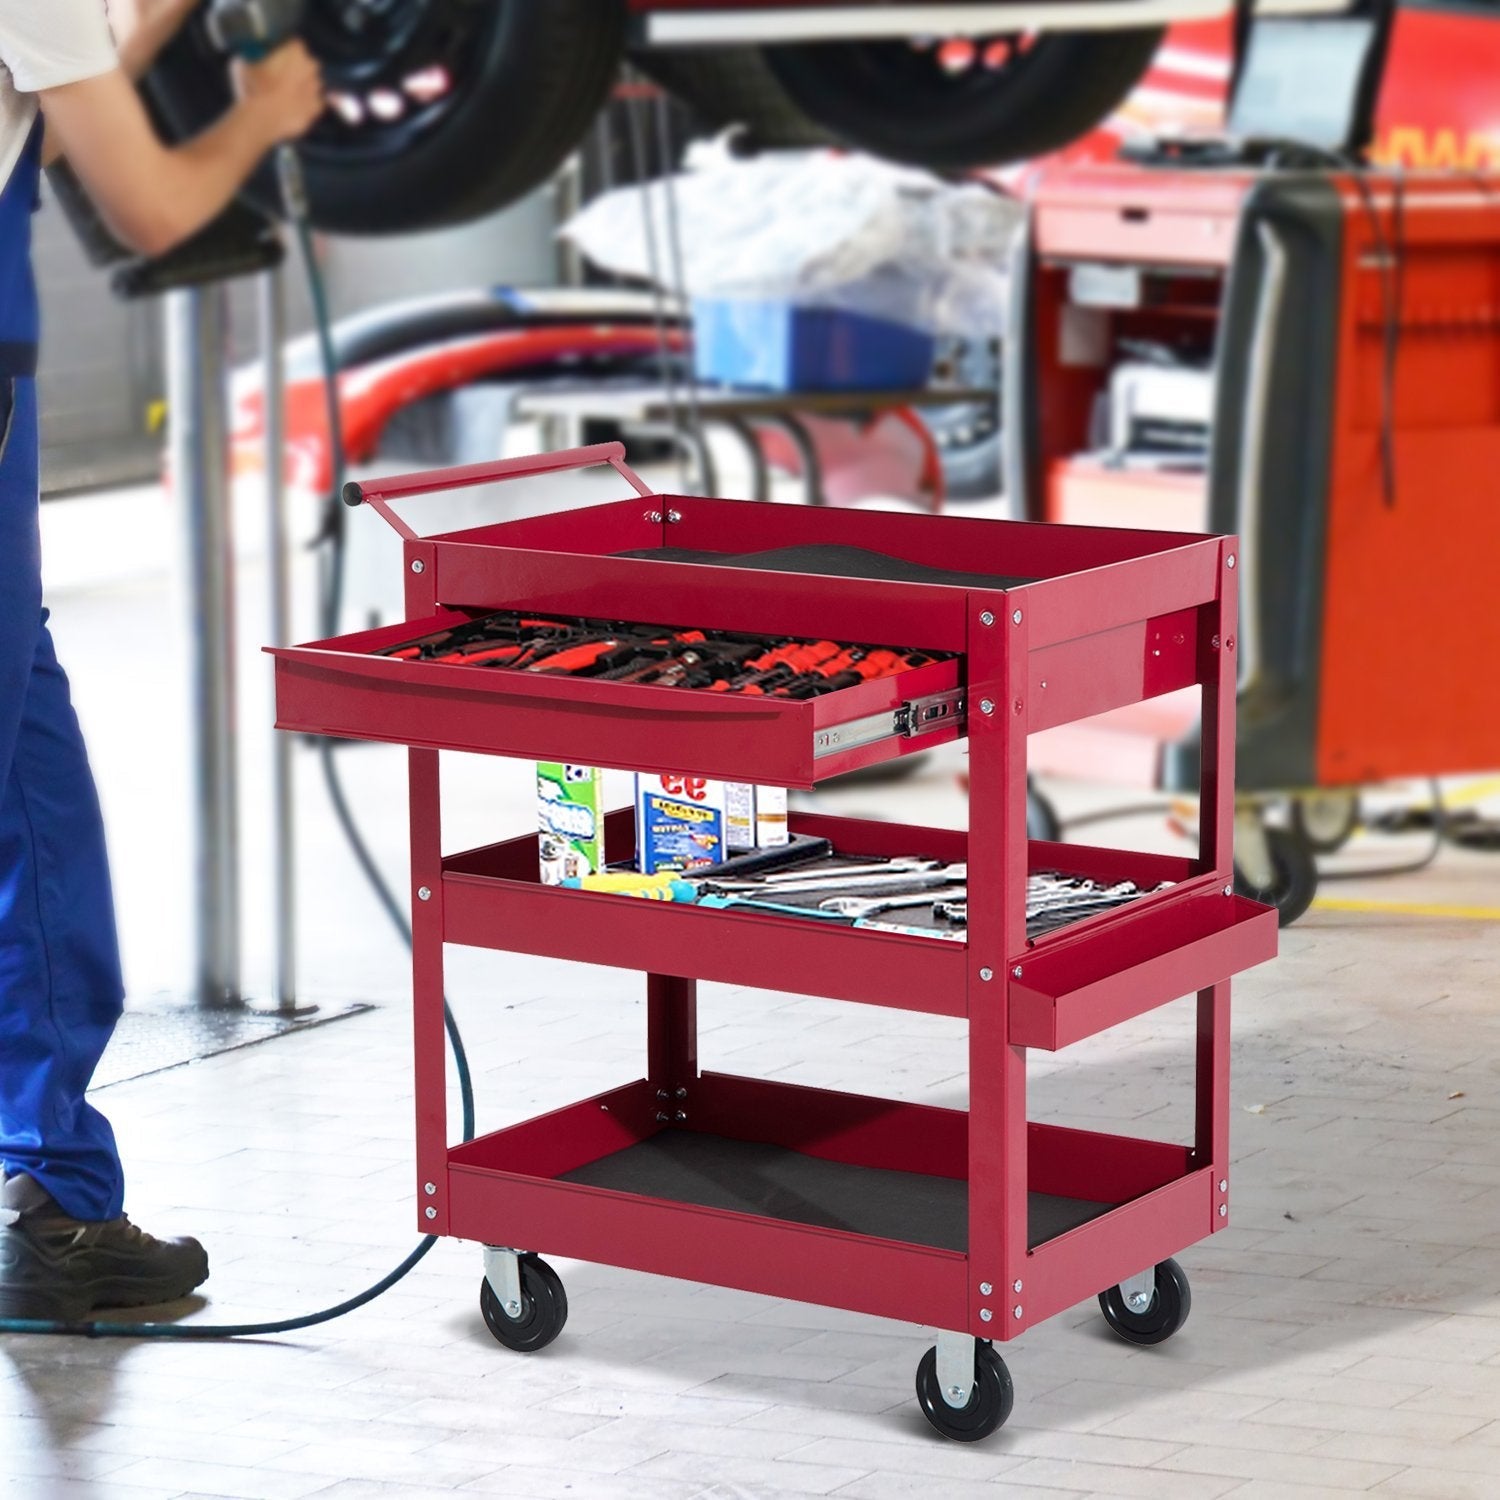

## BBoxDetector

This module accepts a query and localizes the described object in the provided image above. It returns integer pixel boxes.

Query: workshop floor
[6,476,1500,1499]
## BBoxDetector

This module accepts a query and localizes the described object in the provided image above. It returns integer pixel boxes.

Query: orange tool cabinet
[271,443,1276,1441]
[1008,164,1500,914]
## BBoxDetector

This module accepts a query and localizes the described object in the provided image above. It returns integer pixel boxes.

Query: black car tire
[762,30,1163,170]
[145,1,627,235]
[633,45,834,150]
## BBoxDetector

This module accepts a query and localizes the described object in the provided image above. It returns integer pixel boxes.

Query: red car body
[1050,5,1500,170]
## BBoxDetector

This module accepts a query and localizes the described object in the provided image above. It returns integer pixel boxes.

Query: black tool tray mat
[560,1131,1114,1253]
[613,543,1033,591]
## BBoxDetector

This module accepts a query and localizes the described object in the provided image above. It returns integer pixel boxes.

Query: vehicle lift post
[148,240,304,1014]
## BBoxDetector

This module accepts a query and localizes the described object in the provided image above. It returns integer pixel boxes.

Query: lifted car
[144,0,1271,235]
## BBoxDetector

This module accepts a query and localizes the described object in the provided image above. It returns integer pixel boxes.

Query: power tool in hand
[205,0,310,218]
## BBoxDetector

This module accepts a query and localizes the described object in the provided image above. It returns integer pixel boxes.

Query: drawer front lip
[271,623,962,786]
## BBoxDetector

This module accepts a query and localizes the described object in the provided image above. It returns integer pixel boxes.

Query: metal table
[515,381,997,509]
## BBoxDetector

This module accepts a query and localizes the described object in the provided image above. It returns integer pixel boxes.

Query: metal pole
[166,285,241,1010]
[259,267,300,1016]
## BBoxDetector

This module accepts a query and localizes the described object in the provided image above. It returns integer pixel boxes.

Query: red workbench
[271,442,1276,1441]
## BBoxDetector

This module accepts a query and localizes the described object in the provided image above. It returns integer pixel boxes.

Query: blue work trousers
[0,374,126,1221]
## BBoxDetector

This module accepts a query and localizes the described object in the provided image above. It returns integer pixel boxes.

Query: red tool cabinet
[271,442,1276,1441]
[1010,164,1500,922]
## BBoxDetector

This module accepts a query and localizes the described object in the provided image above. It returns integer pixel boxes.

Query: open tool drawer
[272,610,964,788]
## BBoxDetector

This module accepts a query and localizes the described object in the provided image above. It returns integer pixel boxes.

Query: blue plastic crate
[691,299,935,392]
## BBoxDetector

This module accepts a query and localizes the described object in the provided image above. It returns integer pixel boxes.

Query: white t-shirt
[0,0,118,191]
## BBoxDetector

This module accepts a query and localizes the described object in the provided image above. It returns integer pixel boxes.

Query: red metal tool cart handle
[341,442,656,541]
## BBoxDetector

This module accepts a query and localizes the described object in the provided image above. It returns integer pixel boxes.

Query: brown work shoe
[0,1174,209,1322]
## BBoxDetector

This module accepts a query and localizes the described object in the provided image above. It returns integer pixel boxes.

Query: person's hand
[233,40,325,147]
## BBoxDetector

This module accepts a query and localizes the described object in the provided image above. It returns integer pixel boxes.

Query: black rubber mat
[614,543,1033,591]
[560,1131,1114,1252]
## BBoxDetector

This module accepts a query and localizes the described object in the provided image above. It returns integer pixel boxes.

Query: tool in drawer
[378,610,952,699]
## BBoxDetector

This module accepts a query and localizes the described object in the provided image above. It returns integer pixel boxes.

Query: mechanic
[0,0,322,1321]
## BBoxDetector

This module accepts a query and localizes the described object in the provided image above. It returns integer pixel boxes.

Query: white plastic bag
[560,141,1020,337]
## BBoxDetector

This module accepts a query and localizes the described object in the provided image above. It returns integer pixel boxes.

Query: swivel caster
[479,1249,568,1353]
[915,1336,1013,1442]
[1098,1258,1191,1346]
[1027,779,1061,843]
[1234,825,1317,927]
[1292,790,1360,855]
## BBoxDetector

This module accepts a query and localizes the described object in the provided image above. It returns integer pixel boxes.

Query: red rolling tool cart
[271,442,1276,1441]
[1008,163,1500,923]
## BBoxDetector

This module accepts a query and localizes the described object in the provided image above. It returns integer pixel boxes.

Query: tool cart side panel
[1017,540,1223,651]
[1014,1169,1217,1332]
[430,544,972,654]
[441,491,1213,582]
[1027,1123,1194,1205]
[447,1080,662,1181]
[1026,607,1201,733]
[1009,894,1276,1050]
[441,869,970,1015]
[445,1171,970,1330]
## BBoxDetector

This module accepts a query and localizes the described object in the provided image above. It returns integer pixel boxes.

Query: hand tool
[709,863,968,898]
[523,638,627,674]
[565,835,834,900]
[775,647,927,699]
[688,833,832,880]
[819,887,967,919]
[712,640,845,694]
[761,857,939,884]
[206,0,311,216]
[559,874,698,901]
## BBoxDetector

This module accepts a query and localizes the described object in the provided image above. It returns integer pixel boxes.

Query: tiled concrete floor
[5,481,1500,1498]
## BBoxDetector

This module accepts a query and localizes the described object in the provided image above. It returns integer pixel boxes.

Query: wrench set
[567,844,1163,940]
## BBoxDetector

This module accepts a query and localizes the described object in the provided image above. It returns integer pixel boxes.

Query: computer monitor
[1227,11,1389,157]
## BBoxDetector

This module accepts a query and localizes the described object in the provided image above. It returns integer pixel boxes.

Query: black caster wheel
[1027,781,1062,843]
[1292,791,1360,855]
[915,1341,1014,1442]
[1098,1258,1192,1346]
[479,1254,568,1353]
[1234,826,1317,927]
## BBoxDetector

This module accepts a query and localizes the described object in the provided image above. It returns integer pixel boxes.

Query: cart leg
[1196,979,1230,1208]
[935,1329,978,1408]
[647,973,698,1114]
[410,747,449,1233]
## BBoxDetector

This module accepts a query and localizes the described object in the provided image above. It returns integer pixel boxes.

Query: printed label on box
[538,763,604,885]
[725,783,756,851]
[636,773,727,874]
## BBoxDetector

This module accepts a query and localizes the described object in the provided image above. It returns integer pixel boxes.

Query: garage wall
[36,181,563,496]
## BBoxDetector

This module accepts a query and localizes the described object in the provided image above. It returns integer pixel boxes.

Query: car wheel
[145,0,627,235]
[762,30,1162,170]
[632,45,834,150]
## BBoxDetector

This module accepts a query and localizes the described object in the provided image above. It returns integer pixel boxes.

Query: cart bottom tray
[559,1130,1115,1253]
